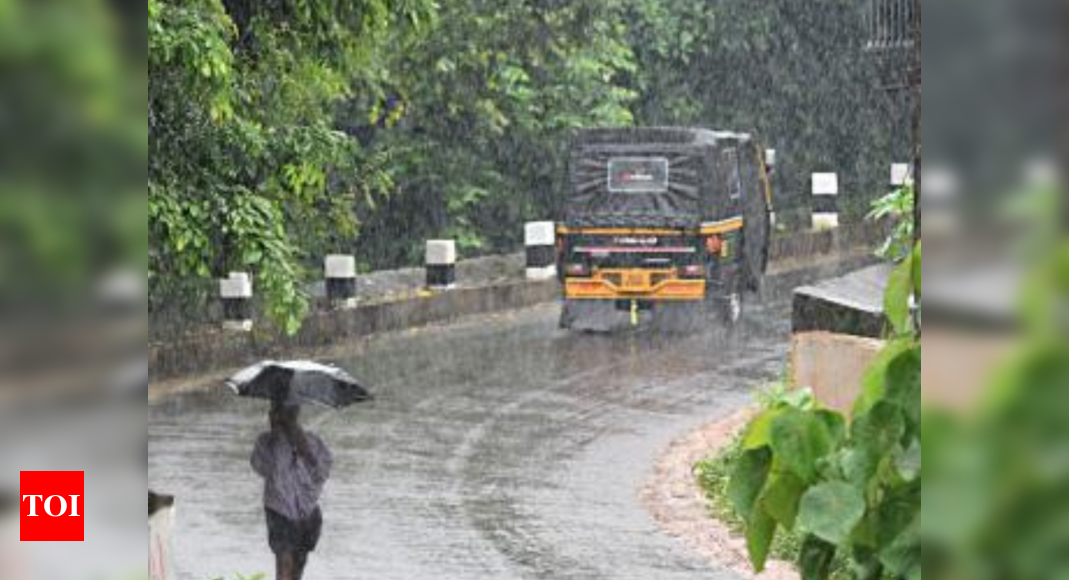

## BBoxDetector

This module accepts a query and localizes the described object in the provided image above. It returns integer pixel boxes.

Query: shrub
[727,244,920,580]
[867,183,914,262]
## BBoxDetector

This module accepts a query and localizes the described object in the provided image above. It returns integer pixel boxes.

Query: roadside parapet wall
[150,223,886,383]
[789,262,892,414]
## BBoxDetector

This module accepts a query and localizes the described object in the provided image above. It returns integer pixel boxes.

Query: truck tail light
[680,264,704,278]
[564,263,589,277]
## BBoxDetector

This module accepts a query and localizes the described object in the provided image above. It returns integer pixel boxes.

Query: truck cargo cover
[564,128,738,228]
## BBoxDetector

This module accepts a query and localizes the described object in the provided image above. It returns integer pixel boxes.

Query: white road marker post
[219,272,253,332]
[811,172,840,231]
[524,221,557,280]
[891,163,912,188]
[324,254,357,309]
[425,240,457,290]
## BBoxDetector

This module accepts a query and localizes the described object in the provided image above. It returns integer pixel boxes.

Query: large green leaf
[758,471,805,529]
[770,409,834,483]
[814,409,847,447]
[884,248,915,335]
[875,480,920,548]
[852,401,905,452]
[746,504,777,573]
[884,346,922,432]
[854,339,917,417]
[728,447,772,518]
[797,481,866,544]
[799,534,836,580]
[847,401,906,485]
[742,408,782,450]
[879,517,921,580]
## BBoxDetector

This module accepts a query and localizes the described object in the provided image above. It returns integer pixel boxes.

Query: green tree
[351,0,638,267]
[149,0,907,332]
[626,0,909,226]
[149,0,432,332]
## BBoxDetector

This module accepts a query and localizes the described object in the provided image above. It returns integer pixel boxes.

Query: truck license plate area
[623,272,646,289]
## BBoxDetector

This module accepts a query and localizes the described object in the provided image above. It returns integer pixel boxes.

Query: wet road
[149,299,794,580]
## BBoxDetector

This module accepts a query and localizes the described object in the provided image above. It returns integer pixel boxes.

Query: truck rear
[557,127,771,329]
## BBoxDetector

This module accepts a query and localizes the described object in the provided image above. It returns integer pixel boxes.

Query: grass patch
[694,436,805,563]
[694,424,850,579]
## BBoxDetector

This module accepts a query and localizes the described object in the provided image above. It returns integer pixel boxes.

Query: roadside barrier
[811,172,840,230]
[219,272,253,332]
[524,221,557,280]
[425,240,457,290]
[890,162,911,187]
[325,254,357,308]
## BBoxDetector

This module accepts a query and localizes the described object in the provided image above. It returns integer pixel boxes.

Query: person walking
[251,400,333,580]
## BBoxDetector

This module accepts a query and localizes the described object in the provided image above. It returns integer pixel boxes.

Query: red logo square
[19,471,84,541]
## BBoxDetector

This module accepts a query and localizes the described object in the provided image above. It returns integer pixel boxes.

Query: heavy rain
[0,0,1066,579]
[140,1,919,575]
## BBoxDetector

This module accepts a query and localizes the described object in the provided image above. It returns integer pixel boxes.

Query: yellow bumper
[563,269,706,301]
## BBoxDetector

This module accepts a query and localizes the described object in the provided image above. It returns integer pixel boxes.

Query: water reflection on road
[149,300,792,580]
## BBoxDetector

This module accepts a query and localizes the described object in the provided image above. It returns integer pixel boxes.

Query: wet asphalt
[149,298,794,580]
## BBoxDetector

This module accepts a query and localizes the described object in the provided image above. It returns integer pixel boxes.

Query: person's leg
[293,551,309,580]
[267,509,300,580]
[275,551,296,580]
[293,507,321,580]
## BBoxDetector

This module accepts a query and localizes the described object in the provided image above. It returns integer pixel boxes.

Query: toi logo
[19,471,84,541]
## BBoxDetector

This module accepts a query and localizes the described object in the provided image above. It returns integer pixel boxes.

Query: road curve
[149,298,793,580]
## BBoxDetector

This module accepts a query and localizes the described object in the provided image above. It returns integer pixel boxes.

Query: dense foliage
[626,0,908,225]
[149,0,908,331]
[149,0,435,332]
[867,183,914,261]
[353,0,638,267]
[727,243,920,580]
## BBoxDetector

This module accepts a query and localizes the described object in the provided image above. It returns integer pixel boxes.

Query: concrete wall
[790,332,885,414]
[150,223,887,384]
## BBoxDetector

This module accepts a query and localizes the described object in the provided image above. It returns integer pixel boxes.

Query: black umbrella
[225,360,372,408]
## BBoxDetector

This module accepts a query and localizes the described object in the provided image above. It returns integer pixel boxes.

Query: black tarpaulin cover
[564,127,725,228]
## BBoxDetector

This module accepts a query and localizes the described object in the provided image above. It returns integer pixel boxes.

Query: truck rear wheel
[559,299,578,329]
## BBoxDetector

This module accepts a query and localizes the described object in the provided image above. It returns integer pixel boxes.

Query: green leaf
[746,505,777,572]
[770,409,834,483]
[854,339,916,417]
[852,401,905,452]
[798,534,836,580]
[758,471,805,529]
[884,345,922,431]
[797,481,866,544]
[879,517,921,580]
[813,409,846,446]
[884,250,915,335]
[728,447,772,518]
[847,401,906,485]
[894,440,921,482]
[911,242,922,294]
[243,248,263,265]
[875,481,919,547]
[742,408,782,450]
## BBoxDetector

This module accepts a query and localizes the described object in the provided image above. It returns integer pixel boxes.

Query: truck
[557,127,773,330]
